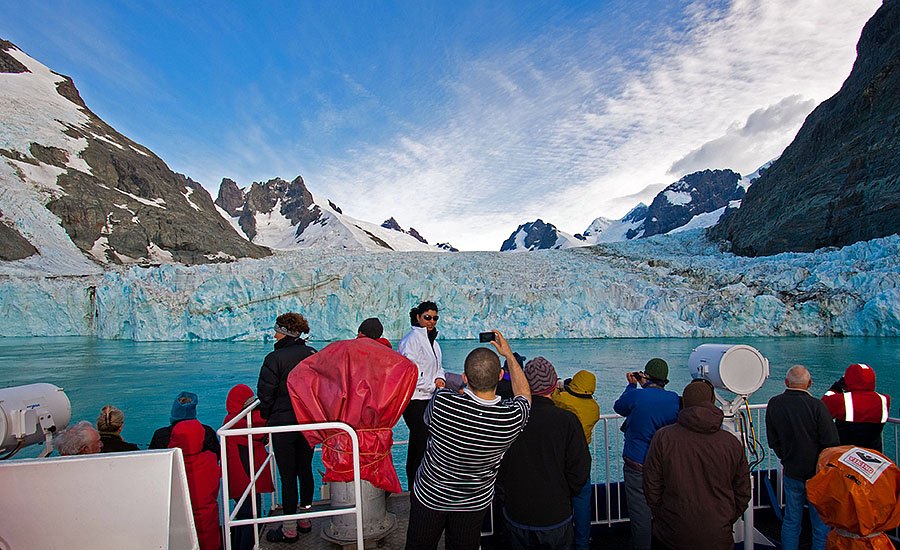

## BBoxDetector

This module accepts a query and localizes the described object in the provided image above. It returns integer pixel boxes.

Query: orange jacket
[806,445,900,550]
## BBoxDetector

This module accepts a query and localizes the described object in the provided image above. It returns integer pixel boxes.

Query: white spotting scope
[688,344,769,397]
[0,383,71,459]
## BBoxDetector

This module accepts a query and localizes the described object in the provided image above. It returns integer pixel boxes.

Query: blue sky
[1,0,882,250]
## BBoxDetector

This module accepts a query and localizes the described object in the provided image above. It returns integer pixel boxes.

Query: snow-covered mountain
[501,167,761,251]
[0,40,270,275]
[213,176,455,252]
[500,219,583,251]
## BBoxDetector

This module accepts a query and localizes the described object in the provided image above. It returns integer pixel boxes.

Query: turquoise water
[2,336,899,475]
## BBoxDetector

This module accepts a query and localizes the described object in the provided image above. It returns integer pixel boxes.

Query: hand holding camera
[627,371,648,385]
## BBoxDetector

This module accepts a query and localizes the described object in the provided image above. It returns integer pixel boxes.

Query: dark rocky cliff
[709,1,900,255]
[500,219,563,251]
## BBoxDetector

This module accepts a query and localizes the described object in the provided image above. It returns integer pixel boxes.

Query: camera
[479,331,496,343]
[630,371,647,381]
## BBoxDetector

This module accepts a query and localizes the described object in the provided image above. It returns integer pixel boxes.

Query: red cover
[170,419,222,550]
[222,384,275,497]
[287,337,417,493]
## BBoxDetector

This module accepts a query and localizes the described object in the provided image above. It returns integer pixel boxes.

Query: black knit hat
[358,317,384,339]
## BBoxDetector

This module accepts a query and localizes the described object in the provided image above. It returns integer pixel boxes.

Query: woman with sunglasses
[398,300,446,492]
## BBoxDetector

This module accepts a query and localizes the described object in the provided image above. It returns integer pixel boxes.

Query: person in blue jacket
[613,358,680,550]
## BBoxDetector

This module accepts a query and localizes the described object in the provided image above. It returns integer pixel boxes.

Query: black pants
[271,430,314,515]
[403,399,430,492]
[506,518,574,550]
[231,495,262,550]
[405,492,486,550]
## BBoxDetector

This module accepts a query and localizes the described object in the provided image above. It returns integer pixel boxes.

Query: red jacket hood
[169,419,205,455]
[226,384,254,414]
[844,363,876,392]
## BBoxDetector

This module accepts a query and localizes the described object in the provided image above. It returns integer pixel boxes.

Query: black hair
[409,300,438,327]
[464,347,501,392]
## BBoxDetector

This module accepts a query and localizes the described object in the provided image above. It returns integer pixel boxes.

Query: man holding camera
[613,358,680,550]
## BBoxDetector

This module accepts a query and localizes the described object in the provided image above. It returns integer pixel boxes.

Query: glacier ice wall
[1,230,899,341]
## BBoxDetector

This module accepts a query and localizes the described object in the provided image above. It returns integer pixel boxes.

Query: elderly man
[643,380,750,550]
[55,420,103,455]
[766,365,839,550]
[405,330,531,550]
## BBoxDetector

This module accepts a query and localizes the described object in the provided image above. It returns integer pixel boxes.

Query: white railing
[218,400,364,550]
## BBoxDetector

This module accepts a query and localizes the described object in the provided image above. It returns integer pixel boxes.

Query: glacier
[1,229,899,341]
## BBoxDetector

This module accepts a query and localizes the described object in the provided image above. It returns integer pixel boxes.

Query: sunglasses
[422,314,439,321]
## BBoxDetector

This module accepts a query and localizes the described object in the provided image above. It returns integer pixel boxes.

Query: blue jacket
[613,383,680,464]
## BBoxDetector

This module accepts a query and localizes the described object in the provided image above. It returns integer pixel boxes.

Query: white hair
[785,365,811,388]
[54,420,100,456]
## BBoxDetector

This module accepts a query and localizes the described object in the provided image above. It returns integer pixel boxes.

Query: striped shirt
[413,388,531,511]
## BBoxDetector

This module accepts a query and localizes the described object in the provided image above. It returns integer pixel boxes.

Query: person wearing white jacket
[399,300,446,492]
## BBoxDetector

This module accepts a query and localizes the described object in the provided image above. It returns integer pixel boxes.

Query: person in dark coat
[170,419,221,550]
[96,405,139,453]
[149,391,220,458]
[499,357,591,550]
[766,365,839,550]
[643,379,751,550]
[257,312,317,543]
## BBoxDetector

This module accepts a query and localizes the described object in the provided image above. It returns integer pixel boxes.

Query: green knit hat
[644,358,669,384]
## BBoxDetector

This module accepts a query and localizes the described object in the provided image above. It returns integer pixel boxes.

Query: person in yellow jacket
[552,370,601,550]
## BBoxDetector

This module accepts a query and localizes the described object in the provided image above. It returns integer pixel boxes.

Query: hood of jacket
[676,402,724,434]
[844,363,876,392]
[565,370,596,397]
[226,384,254,414]
[169,419,205,455]
[170,391,199,425]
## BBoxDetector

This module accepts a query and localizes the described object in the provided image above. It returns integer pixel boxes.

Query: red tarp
[807,445,900,550]
[287,337,417,493]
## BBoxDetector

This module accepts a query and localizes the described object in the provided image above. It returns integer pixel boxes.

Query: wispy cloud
[308,1,880,250]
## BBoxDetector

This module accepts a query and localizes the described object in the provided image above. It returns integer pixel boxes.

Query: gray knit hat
[524,357,558,396]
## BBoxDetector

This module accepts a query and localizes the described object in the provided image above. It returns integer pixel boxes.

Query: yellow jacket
[551,370,601,444]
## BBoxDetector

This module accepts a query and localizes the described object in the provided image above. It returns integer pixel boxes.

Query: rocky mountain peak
[501,219,565,251]
[0,40,270,269]
[214,178,244,216]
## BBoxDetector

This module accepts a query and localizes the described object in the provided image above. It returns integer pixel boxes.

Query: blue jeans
[782,475,830,550]
[623,464,651,550]
[571,481,592,550]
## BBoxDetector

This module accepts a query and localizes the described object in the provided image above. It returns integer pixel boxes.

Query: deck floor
[249,492,811,550]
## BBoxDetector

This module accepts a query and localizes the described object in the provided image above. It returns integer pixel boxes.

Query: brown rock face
[1,39,271,265]
[709,2,900,256]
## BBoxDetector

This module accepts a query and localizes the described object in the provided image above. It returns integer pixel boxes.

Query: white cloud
[667,95,817,177]
[307,0,880,250]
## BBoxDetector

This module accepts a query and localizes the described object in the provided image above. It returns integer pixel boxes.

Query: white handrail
[218,404,365,550]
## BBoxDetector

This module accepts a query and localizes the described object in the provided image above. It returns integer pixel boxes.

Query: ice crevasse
[1,231,899,341]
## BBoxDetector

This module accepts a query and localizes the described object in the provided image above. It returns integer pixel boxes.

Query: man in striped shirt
[405,330,532,550]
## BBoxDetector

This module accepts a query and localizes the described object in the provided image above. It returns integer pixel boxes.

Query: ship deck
[251,491,807,550]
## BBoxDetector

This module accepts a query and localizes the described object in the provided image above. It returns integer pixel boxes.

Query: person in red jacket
[822,363,891,452]
[223,384,276,550]
[170,419,222,550]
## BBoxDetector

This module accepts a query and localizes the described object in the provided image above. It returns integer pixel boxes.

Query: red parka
[822,364,891,451]
[222,384,275,498]
[170,419,222,550]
